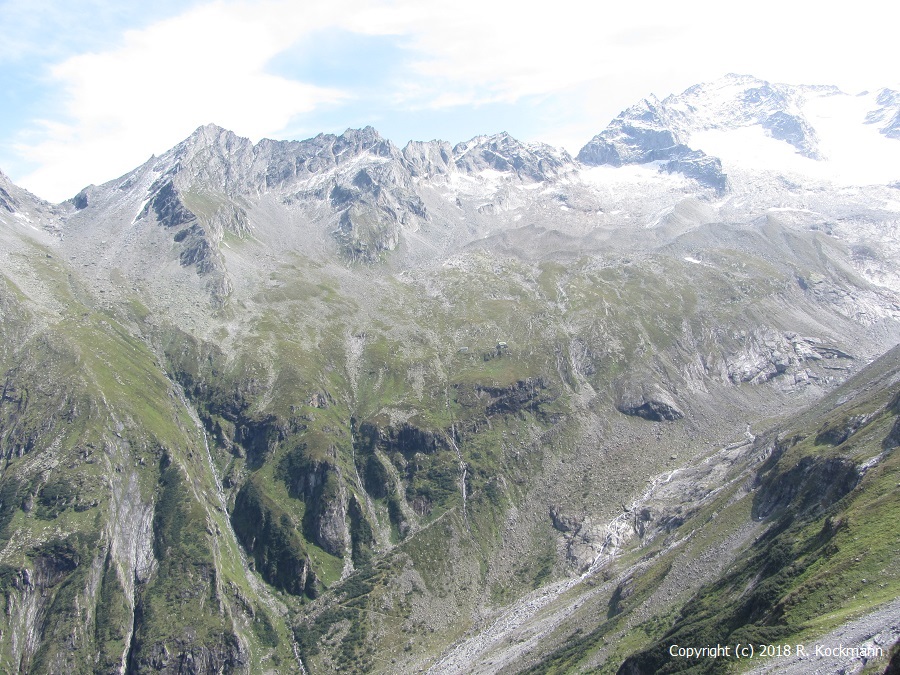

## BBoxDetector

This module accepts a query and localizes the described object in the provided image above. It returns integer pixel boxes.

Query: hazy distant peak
[452,131,574,182]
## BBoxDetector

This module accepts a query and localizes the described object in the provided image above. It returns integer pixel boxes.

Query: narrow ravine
[445,382,469,524]
[349,421,390,547]
[174,384,308,674]
[449,426,468,523]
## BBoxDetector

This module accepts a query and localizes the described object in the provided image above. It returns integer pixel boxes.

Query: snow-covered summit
[579,74,900,188]
[866,88,900,139]
[668,73,824,158]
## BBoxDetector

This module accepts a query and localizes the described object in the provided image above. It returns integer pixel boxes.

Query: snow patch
[690,89,900,186]
[132,197,151,225]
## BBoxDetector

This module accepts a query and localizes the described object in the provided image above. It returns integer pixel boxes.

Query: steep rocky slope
[484,344,900,674]
[0,74,898,673]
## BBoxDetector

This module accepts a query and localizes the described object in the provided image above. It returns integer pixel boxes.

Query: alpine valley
[1,74,899,674]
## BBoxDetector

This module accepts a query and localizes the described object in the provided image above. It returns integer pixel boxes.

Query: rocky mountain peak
[867,88,900,139]
[577,98,685,168]
[156,123,255,195]
[171,123,254,173]
[0,166,57,222]
[625,95,665,120]
[400,139,456,177]
[723,72,763,83]
[0,169,20,213]
[333,125,393,156]
[665,74,824,158]
[577,91,727,192]
[678,72,767,100]
[148,125,402,199]
[184,122,242,147]
[452,131,574,182]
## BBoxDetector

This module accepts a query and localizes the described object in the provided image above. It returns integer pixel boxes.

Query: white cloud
[369,0,898,106]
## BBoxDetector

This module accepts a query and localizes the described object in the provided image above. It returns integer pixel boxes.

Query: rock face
[0,168,60,231]
[232,478,316,597]
[329,163,427,262]
[131,633,248,675]
[752,454,860,519]
[451,132,574,182]
[866,88,900,139]
[576,96,685,166]
[761,109,820,158]
[0,171,20,213]
[577,96,728,192]
[143,179,197,228]
[278,446,349,557]
[721,330,854,389]
[615,383,684,422]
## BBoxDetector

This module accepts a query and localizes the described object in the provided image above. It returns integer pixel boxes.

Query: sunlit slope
[0,236,295,673]
[516,346,900,674]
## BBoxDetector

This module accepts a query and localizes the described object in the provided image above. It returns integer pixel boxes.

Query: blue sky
[1,0,896,202]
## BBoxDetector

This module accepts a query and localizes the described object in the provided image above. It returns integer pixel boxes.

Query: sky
[1,0,897,202]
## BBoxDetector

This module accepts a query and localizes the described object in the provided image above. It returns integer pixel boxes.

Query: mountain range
[1,74,899,674]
